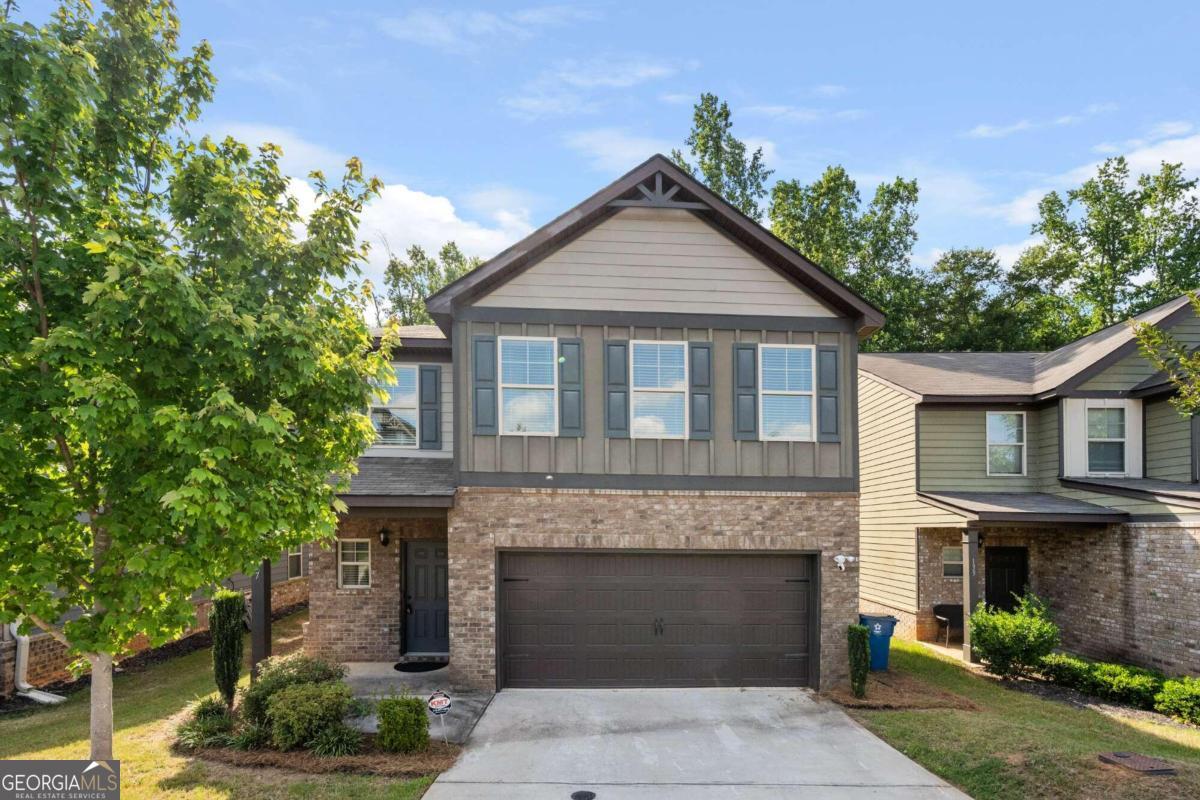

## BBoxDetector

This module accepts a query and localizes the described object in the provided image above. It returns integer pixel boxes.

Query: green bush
[210,589,245,709]
[192,695,231,723]
[266,682,352,751]
[847,624,869,698]
[240,653,345,724]
[969,593,1060,678]
[1039,653,1096,692]
[230,721,272,751]
[377,694,430,754]
[1155,676,1200,725]
[1089,662,1164,710]
[309,723,363,757]
[176,704,234,750]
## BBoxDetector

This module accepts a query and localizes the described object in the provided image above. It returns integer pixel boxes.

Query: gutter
[7,621,67,705]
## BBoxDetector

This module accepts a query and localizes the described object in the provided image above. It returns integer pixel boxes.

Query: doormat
[1098,752,1177,775]
[394,661,448,673]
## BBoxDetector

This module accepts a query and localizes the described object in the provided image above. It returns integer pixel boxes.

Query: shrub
[240,653,345,724]
[309,723,363,757]
[347,696,373,718]
[1039,653,1096,692]
[1089,662,1164,710]
[377,694,430,754]
[230,721,272,751]
[847,624,869,698]
[210,589,245,709]
[192,695,231,723]
[177,706,234,750]
[969,593,1060,678]
[1155,677,1200,725]
[266,682,352,751]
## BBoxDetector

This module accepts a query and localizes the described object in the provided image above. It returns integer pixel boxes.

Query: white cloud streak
[965,102,1117,139]
[378,5,596,52]
[564,128,675,173]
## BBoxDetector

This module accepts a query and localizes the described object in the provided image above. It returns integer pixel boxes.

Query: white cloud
[967,119,1035,139]
[965,102,1117,139]
[993,237,1043,270]
[1148,120,1194,139]
[811,84,847,98]
[229,63,300,94]
[742,104,866,124]
[563,128,674,173]
[659,92,695,105]
[742,136,780,167]
[504,56,695,120]
[378,5,595,52]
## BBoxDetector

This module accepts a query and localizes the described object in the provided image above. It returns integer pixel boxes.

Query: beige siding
[1080,308,1200,390]
[858,375,961,614]
[1146,398,1192,482]
[475,207,838,317]
[1033,402,1060,491]
[918,406,1040,492]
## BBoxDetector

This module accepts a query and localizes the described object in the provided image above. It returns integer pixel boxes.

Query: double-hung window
[499,337,557,435]
[759,345,815,441]
[287,545,303,579]
[1087,404,1126,475]
[986,411,1025,476]
[942,546,963,578]
[630,341,687,438]
[338,540,370,589]
[371,365,418,447]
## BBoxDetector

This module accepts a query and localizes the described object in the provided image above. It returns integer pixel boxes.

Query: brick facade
[445,487,860,691]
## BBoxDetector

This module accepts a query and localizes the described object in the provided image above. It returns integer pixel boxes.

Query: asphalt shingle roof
[340,457,456,497]
[919,491,1127,522]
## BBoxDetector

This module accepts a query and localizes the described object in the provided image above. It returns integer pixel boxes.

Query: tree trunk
[88,653,114,761]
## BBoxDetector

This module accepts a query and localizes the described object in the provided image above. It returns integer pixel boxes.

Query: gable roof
[859,294,1195,401]
[425,154,884,336]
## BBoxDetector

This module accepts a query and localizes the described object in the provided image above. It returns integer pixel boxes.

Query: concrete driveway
[424,688,969,799]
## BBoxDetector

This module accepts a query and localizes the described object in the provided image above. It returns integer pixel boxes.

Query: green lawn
[850,640,1200,800]
[0,611,433,800]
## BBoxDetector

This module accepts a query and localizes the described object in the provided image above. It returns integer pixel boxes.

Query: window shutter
[558,338,584,437]
[732,343,758,440]
[472,335,497,435]
[689,342,713,440]
[817,346,839,442]
[419,365,442,449]
[604,340,629,438]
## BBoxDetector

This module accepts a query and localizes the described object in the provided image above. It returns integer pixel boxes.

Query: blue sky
[31,2,1200,286]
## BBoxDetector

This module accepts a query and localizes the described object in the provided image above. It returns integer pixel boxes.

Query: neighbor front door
[985,546,1028,612]
[404,540,449,654]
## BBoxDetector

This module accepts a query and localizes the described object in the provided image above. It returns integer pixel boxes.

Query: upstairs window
[499,337,557,435]
[986,411,1025,476]
[1087,405,1126,474]
[631,341,687,438]
[759,345,814,441]
[371,366,418,447]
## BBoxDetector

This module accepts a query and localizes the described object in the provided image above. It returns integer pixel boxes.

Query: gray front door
[405,540,449,653]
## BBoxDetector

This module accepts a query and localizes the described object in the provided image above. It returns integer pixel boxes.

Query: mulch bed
[825,670,978,711]
[998,675,1196,731]
[181,737,460,777]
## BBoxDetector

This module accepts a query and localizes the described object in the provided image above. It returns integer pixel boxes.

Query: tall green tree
[381,240,480,325]
[671,93,773,219]
[0,1,388,759]
[924,248,1019,351]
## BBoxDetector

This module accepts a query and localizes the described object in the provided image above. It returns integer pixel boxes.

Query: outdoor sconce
[378,527,391,547]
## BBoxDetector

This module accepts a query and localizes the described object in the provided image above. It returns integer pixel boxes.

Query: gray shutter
[419,365,442,449]
[732,343,758,440]
[817,346,839,442]
[472,335,497,435]
[558,338,583,437]
[604,340,629,438]
[689,342,713,440]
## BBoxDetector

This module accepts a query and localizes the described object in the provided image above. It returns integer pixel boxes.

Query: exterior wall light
[378,527,391,547]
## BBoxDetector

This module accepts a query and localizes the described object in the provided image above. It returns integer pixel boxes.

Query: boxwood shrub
[240,653,345,724]
[969,593,1060,678]
[265,682,352,751]
[1155,676,1200,725]
[377,694,430,753]
[1089,662,1164,710]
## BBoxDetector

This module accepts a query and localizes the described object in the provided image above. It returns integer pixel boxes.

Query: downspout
[8,621,66,704]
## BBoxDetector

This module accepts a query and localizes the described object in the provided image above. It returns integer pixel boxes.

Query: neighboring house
[303,154,884,691]
[858,295,1200,676]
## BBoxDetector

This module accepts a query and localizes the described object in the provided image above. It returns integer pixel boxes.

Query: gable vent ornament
[609,172,708,210]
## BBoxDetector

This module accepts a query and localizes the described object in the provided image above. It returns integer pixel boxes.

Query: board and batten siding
[917,406,1041,492]
[858,375,960,615]
[1145,397,1192,482]
[456,320,854,478]
[473,207,839,317]
[362,360,453,459]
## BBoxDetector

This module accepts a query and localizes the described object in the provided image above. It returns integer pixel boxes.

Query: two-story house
[858,296,1200,675]
[304,155,884,691]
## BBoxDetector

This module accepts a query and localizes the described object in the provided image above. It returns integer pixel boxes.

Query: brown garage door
[498,551,816,688]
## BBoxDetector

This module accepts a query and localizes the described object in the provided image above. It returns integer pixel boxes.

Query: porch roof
[917,490,1128,524]
[1059,477,1200,509]
[337,457,456,508]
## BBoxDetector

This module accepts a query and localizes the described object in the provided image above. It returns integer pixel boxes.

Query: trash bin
[859,613,899,671]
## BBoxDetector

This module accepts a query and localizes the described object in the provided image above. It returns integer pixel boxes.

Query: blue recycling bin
[859,613,899,671]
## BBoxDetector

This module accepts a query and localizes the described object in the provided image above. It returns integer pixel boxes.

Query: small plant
[1155,676,1200,725]
[240,653,345,725]
[210,589,245,710]
[1089,662,1164,710]
[192,695,231,723]
[347,696,374,718]
[847,624,869,698]
[177,707,235,750]
[266,682,352,751]
[309,723,363,757]
[377,693,430,753]
[969,593,1060,679]
[230,721,272,751]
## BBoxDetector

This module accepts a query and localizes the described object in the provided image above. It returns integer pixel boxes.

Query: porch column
[250,558,272,680]
[961,525,982,663]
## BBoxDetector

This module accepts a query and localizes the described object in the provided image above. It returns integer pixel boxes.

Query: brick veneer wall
[304,515,446,663]
[446,487,860,692]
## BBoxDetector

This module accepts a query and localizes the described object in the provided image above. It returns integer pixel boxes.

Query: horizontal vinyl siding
[1146,398,1192,482]
[1080,309,1200,391]
[918,406,1040,491]
[1033,402,1061,491]
[475,208,838,317]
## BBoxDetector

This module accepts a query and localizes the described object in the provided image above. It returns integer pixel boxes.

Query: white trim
[1063,397,1142,478]
[629,340,689,440]
[1085,399,1128,477]
[942,545,964,579]
[287,545,304,580]
[985,410,1027,477]
[371,363,419,449]
[497,335,559,436]
[757,343,816,442]
[338,539,371,589]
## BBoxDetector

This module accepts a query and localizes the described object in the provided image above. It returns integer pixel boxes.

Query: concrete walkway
[424,688,969,799]
[343,663,492,745]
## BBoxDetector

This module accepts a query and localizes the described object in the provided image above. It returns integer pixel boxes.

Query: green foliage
[239,653,345,725]
[229,721,272,751]
[309,723,363,757]
[347,696,374,718]
[209,590,244,708]
[1089,662,1164,710]
[1135,293,1200,417]
[1038,653,1095,692]
[376,694,430,754]
[176,703,234,750]
[380,241,480,326]
[265,682,352,752]
[969,593,1060,678]
[848,624,869,698]
[671,93,773,219]
[191,695,230,723]
[1155,677,1200,725]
